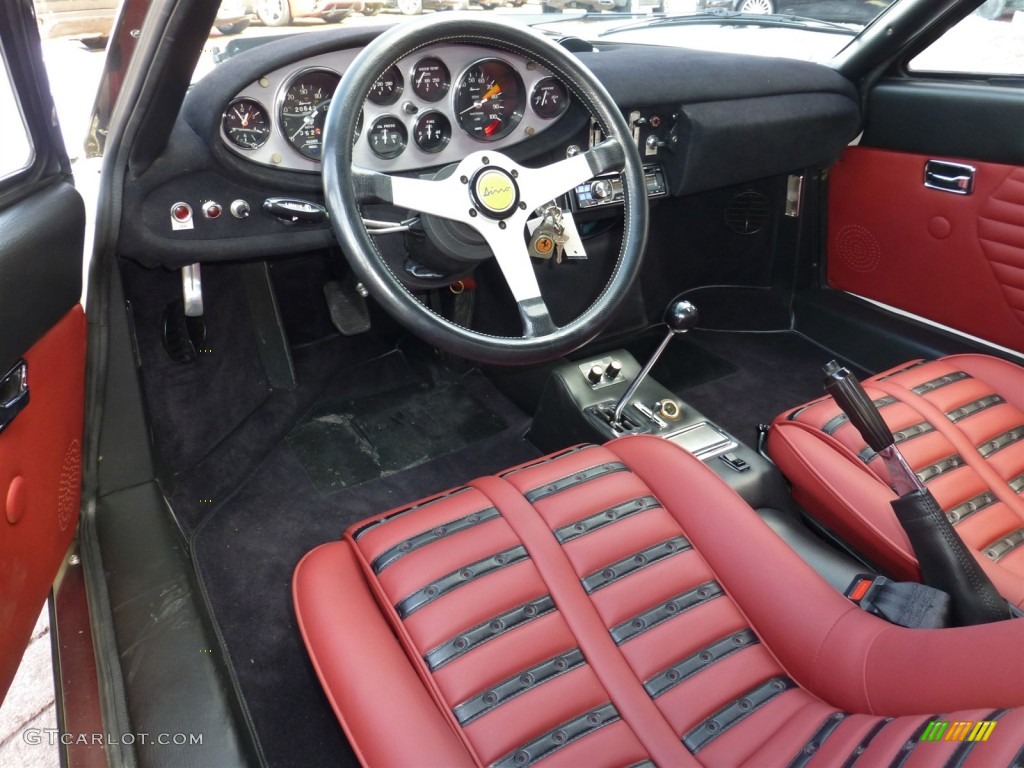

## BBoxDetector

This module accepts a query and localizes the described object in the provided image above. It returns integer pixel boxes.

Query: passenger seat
[768,354,1024,608]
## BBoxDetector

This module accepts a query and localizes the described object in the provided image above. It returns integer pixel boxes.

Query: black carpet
[667,330,866,444]
[190,354,537,768]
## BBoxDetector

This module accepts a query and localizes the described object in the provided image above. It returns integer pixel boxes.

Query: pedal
[161,298,206,363]
[324,276,371,336]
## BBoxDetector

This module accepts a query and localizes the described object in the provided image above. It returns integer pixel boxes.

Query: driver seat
[294,435,1024,766]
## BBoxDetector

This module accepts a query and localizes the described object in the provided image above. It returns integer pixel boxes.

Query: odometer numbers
[280,69,341,161]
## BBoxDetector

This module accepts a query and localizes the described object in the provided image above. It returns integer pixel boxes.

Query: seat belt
[845,574,951,629]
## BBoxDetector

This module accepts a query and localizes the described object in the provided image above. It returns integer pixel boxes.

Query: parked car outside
[253,0,385,26]
[542,0,662,12]
[35,0,252,39]
[695,0,894,24]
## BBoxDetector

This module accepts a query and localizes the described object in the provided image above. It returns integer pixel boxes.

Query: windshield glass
[192,0,898,83]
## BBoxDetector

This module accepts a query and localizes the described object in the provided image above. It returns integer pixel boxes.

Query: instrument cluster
[220,44,570,174]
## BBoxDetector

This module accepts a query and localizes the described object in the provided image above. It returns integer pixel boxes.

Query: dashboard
[219,44,571,175]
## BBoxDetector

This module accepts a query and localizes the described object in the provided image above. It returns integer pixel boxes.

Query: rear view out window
[0,44,35,181]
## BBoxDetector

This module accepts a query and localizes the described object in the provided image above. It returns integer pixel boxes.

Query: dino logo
[474,169,517,215]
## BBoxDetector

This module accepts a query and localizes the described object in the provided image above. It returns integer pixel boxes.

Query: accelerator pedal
[324,276,371,336]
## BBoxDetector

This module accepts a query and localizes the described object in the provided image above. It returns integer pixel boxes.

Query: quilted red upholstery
[294,435,1024,767]
[769,354,1024,608]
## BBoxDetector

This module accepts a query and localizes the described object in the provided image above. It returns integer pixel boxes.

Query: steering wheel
[322,16,648,366]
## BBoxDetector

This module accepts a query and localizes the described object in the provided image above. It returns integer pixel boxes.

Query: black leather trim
[490,703,619,768]
[644,629,757,700]
[518,298,558,339]
[424,595,555,672]
[945,491,998,526]
[610,581,723,645]
[453,648,585,726]
[395,545,528,618]
[524,461,628,503]
[983,528,1024,563]
[553,495,661,544]
[1008,741,1024,768]
[910,371,970,395]
[787,711,848,768]
[888,715,940,768]
[821,396,897,435]
[915,454,964,484]
[582,536,689,593]
[499,444,595,478]
[371,506,500,573]
[944,710,1008,768]
[352,487,471,540]
[892,491,1009,625]
[682,677,795,753]
[946,395,1005,423]
[839,717,893,768]
[0,181,84,372]
[977,426,1024,459]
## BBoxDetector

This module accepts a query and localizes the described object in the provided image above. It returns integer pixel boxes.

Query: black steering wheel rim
[322,15,648,366]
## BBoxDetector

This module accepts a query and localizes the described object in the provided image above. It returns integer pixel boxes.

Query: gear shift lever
[612,300,699,428]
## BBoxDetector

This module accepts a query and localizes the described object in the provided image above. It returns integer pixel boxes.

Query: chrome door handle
[0,359,29,434]
[924,160,975,195]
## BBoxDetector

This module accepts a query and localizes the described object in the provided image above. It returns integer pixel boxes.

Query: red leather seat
[769,354,1024,609]
[294,435,1024,766]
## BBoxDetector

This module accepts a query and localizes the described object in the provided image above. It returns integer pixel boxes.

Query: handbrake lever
[823,360,924,496]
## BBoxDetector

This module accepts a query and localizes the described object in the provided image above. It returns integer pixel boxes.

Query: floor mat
[288,357,505,493]
[191,358,536,768]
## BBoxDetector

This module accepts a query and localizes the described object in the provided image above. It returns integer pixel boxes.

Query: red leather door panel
[827,146,1024,353]
[0,307,86,699]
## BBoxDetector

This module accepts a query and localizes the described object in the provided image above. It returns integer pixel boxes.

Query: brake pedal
[324,276,371,336]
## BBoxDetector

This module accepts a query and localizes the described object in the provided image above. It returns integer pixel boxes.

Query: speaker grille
[725,191,770,235]
[835,224,882,273]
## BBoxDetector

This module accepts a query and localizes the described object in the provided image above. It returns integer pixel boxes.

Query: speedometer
[454,59,524,142]
[280,68,341,161]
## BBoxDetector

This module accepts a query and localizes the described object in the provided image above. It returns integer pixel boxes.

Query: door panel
[827,80,1024,354]
[827,146,1024,352]
[0,0,87,697]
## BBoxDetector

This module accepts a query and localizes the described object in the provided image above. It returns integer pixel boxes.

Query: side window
[909,8,1024,75]
[0,43,35,180]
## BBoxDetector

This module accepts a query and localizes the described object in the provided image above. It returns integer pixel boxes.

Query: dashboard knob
[591,179,613,199]
[606,359,622,379]
[230,199,251,219]
[587,364,605,384]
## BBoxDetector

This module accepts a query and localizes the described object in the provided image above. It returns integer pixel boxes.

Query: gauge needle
[459,83,503,115]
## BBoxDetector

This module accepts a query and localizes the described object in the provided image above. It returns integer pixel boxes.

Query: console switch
[719,452,750,473]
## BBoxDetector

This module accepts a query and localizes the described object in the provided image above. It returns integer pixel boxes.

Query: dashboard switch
[202,201,223,220]
[170,202,193,231]
[230,200,251,219]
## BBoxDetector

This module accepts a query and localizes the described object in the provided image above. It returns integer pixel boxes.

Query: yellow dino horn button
[471,167,519,218]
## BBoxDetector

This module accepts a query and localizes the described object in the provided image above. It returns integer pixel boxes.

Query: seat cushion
[768,354,1024,608]
[294,435,1024,767]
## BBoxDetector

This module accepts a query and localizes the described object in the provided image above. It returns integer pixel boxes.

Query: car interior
[1,0,1023,765]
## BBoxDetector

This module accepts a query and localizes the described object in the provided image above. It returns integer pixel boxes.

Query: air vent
[725,191,770,235]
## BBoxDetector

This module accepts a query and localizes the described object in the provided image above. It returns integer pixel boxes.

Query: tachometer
[222,98,271,149]
[280,69,341,161]
[455,59,524,142]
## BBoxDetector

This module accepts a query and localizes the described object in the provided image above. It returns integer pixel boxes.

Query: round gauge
[531,77,569,120]
[455,59,524,142]
[222,98,271,149]
[411,57,450,102]
[280,69,341,161]
[414,112,451,154]
[368,65,403,106]
[368,116,408,159]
